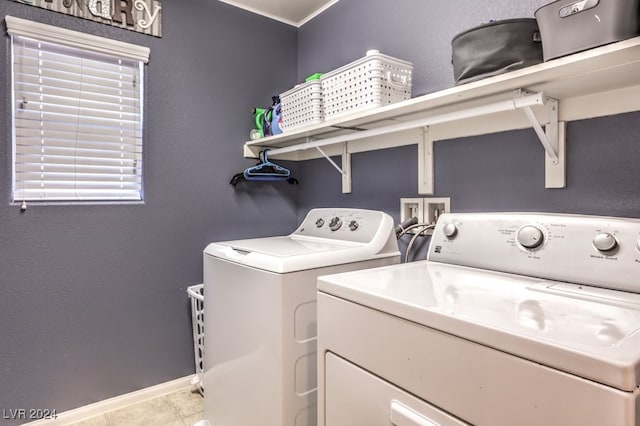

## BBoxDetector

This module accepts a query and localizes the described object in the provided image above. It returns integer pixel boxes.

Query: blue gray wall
[296,0,640,258]
[2,0,640,422]
[0,1,297,422]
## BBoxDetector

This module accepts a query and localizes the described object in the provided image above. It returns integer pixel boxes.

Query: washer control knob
[329,217,343,231]
[636,239,640,252]
[348,220,359,231]
[593,233,618,252]
[517,225,544,249]
[442,222,457,238]
[315,218,325,228]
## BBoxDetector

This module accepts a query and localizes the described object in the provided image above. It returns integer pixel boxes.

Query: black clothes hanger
[230,150,299,186]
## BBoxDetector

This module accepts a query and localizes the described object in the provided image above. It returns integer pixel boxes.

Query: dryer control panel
[428,212,640,293]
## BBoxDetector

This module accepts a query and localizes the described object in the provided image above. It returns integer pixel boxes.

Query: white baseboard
[24,374,198,425]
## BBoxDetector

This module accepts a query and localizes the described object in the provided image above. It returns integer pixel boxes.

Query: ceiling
[217,0,339,27]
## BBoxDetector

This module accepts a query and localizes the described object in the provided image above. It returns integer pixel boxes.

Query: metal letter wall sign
[13,0,163,37]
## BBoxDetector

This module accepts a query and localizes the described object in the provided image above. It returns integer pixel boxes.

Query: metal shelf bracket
[315,142,352,193]
[418,127,434,195]
[518,92,566,188]
[521,95,560,164]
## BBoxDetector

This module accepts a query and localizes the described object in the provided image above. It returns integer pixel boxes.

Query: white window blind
[6,16,150,202]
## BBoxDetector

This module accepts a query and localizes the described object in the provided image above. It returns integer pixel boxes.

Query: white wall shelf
[244,36,640,193]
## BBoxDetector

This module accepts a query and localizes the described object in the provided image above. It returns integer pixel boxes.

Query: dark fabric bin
[451,18,543,85]
[535,0,640,61]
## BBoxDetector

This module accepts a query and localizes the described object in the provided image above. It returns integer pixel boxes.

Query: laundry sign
[13,0,162,37]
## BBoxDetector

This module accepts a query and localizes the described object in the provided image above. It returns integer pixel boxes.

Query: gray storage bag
[452,18,543,85]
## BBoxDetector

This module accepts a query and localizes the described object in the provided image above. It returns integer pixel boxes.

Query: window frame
[6,16,150,204]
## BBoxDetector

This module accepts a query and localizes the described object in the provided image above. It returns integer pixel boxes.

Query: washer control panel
[293,208,395,244]
[429,212,640,293]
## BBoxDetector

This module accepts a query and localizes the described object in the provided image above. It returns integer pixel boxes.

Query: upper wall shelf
[243,36,640,193]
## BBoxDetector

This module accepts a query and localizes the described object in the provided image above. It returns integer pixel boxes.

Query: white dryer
[318,212,640,426]
[202,208,400,426]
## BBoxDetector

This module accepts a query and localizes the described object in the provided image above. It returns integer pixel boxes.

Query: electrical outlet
[400,197,451,235]
[424,197,451,226]
[400,198,424,234]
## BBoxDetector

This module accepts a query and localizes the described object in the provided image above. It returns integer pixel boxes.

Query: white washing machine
[318,212,640,426]
[201,208,400,426]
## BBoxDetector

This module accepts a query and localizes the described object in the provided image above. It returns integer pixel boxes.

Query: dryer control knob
[442,223,457,238]
[329,217,343,231]
[348,220,359,231]
[517,225,544,249]
[315,218,325,228]
[593,233,618,252]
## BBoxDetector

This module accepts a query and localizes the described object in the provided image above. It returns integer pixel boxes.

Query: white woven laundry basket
[320,50,413,120]
[280,77,324,131]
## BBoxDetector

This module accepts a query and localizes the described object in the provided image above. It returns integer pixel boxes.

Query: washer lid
[318,261,640,392]
[204,235,394,273]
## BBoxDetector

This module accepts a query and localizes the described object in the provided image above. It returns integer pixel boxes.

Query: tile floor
[68,388,204,426]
